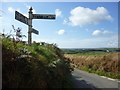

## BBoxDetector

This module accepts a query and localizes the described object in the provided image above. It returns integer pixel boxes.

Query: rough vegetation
[65,52,120,79]
[2,37,73,89]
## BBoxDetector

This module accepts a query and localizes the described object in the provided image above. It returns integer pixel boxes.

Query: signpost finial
[30,7,33,10]
[29,7,33,13]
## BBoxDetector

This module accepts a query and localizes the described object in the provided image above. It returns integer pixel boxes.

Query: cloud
[24,4,36,13]
[63,18,68,24]
[8,7,14,13]
[58,34,118,48]
[92,30,103,36]
[57,29,65,35]
[107,41,118,48]
[55,9,62,18]
[23,4,36,17]
[25,4,30,9]
[92,30,113,36]
[8,7,20,13]
[67,6,113,26]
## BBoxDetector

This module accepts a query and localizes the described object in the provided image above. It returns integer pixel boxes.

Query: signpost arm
[28,7,33,45]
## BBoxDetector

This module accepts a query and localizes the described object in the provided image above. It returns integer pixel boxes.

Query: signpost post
[15,7,56,45]
[28,7,33,45]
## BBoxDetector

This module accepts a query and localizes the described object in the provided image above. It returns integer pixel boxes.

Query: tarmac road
[72,68,120,90]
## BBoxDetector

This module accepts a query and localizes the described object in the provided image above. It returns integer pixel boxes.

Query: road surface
[72,68,120,90]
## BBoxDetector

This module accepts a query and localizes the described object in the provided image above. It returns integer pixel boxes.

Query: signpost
[32,28,39,35]
[15,11,29,25]
[15,7,56,45]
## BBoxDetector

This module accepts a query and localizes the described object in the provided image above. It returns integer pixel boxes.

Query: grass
[2,37,74,88]
[78,66,120,79]
[65,52,120,79]
[65,52,109,56]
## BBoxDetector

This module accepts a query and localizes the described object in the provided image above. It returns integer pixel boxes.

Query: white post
[28,7,33,45]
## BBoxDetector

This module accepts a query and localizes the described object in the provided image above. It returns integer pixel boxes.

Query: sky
[0,2,119,48]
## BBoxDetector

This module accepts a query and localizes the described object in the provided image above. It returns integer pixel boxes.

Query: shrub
[2,37,73,88]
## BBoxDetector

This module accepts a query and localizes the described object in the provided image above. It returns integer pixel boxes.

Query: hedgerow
[2,37,73,88]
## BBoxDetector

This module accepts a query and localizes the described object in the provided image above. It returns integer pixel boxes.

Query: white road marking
[100,76,120,82]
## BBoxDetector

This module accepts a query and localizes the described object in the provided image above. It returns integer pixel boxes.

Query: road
[72,68,120,90]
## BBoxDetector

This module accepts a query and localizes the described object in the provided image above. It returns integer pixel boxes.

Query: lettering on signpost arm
[33,14,56,19]
[15,11,29,25]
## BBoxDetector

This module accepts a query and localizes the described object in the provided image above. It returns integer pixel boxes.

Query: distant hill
[62,48,120,54]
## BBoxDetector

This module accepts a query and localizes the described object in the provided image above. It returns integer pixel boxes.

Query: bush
[2,38,73,88]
